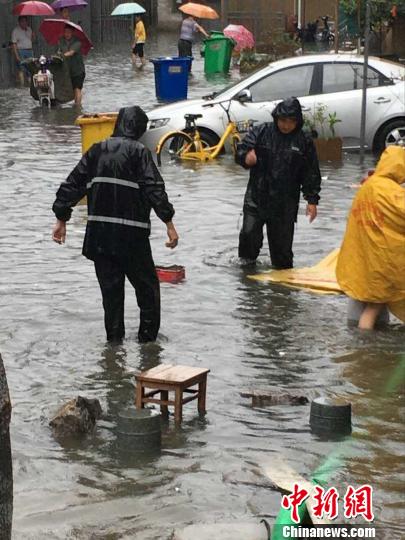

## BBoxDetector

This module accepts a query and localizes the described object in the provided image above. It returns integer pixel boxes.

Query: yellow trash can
[75,113,118,154]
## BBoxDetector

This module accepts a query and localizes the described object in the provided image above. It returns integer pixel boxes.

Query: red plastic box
[155,265,185,284]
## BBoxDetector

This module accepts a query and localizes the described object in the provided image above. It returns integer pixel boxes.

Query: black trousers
[94,241,160,343]
[178,39,192,57]
[238,207,296,269]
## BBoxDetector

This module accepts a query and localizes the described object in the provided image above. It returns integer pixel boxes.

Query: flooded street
[0,36,404,539]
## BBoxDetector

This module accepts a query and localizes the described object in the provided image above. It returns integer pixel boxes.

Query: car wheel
[374,119,405,153]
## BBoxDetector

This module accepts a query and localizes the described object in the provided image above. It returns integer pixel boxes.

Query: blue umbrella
[111,2,146,16]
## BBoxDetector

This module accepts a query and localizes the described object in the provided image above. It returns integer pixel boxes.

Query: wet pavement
[0,36,404,539]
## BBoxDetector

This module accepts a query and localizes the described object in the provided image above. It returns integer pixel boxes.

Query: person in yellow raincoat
[336,145,405,329]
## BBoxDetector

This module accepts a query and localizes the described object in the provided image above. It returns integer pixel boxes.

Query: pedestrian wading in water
[132,14,146,68]
[337,145,405,330]
[52,106,178,343]
[236,97,322,268]
[178,13,209,59]
[57,24,86,106]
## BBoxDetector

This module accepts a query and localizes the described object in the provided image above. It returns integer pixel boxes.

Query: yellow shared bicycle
[156,100,256,166]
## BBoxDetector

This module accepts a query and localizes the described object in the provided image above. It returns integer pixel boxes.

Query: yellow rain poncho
[248,249,342,294]
[336,146,405,322]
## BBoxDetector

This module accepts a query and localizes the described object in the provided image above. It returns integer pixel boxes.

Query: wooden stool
[135,364,210,423]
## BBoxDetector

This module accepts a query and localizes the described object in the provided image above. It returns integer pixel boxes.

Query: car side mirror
[234,89,252,103]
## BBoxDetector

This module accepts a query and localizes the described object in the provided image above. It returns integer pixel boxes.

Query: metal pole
[359,0,371,161]
[297,0,302,29]
[334,0,339,53]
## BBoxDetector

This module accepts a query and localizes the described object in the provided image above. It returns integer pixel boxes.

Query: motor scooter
[22,54,74,107]
[317,16,335,48]
[33,55,55,108]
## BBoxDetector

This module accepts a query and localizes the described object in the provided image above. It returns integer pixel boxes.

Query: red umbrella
[39,19,93,55]
[13,1,55,16]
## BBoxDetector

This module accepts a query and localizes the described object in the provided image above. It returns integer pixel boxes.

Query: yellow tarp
[248,248,343,295]
[336,146,405,322]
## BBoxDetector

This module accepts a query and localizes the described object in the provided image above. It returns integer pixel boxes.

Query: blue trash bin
[150,56,193,102]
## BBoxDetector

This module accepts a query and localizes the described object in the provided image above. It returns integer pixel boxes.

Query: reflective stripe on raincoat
[336,145,405,322]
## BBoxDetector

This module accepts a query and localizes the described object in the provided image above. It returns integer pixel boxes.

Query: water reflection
[332,350,405,535]
[1,39,403,539]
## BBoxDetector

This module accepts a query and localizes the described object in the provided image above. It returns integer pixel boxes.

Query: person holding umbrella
[51,0,88,21]
[110,3,146,65]
[132,14,146,68]
[178,13,209,58]
[57,24,85,105]
[11,16,35,86]
[59,7,70,20]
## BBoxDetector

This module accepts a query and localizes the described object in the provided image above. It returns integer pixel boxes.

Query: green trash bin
[204,31,235,74]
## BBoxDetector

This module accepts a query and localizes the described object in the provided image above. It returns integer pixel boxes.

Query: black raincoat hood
[272,98,304,132]
[112,106,149,140]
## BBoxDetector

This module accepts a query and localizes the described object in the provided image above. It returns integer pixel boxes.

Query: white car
[142,54,405,153]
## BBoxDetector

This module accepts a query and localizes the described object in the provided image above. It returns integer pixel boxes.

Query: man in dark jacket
[236,97,321,269]
[52,106,178,343]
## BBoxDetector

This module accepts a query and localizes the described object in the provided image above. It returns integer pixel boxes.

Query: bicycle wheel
[156,131,195,167]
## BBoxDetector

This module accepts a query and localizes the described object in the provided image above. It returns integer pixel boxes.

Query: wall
[0,0,17,87]
[157,0,181,31]
[227,0,295,39]
[90,0,157,43]
[303,0,337,27]
[156,0,221,32]
[392,16,405,57]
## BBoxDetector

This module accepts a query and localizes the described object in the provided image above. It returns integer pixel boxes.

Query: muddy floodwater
[0,36,404,539]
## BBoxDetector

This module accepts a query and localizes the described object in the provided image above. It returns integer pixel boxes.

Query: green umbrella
[111,2,146,16]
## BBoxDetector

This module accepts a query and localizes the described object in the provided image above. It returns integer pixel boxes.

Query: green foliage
[340,0,357,15]
[303,104,342,140]
[240,30,300,74]
[341,0,405,26]
[256,30,300,60]
[328,112,342,138]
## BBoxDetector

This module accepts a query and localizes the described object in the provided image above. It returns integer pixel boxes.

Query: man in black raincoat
[236,97,321,269]
[52,106,178,343]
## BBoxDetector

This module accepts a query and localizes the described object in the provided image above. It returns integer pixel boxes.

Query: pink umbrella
[39,19,93,55]
[13,1,55,16]
[224,24,255,52]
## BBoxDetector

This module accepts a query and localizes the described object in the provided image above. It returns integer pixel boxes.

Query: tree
[340,0,405,28]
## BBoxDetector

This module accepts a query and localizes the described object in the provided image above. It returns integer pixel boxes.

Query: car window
[248,65,315,102]
[322,63,388,93]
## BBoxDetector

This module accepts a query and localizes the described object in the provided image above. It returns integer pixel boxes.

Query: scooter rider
[236,97,321,269]
[52,106,178,343]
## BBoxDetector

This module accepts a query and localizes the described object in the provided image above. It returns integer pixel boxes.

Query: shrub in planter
[313,138,343,161]
[304,104,343,161]
[239,50,271,73]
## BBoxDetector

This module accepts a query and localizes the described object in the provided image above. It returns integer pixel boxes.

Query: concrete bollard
[116,408,161,454]
[0,353,13,540]
[310,397,352,437]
